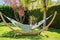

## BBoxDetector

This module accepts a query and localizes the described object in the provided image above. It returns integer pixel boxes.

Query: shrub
[0,5,60,29]
[0,5,15,22]
[47,5,60,29]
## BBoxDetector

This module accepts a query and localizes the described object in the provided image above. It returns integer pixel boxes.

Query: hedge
[47,5,60,29]
[0,5,15,22]
[0,5,60,29]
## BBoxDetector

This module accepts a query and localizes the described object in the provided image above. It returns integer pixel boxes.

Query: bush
[0,5,60,29]
[0,5,15,22]
[47,5,60,29]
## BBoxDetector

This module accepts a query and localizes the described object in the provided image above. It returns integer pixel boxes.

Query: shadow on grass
[0,23,16,27]
[0,25,6,27]
[48,28,60,34]
[1,31,43,40]
[0,23,6,27]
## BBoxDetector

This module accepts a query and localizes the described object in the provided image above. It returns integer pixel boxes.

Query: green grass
[0,23,60,40]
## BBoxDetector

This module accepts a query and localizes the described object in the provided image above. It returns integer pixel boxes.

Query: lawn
[0,22,60,40]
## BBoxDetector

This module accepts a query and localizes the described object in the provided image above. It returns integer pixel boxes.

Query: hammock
[3,14,52,32]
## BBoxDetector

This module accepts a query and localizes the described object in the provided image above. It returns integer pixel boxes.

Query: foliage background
[0,5,60,29]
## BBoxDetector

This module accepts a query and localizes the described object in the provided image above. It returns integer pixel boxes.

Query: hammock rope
[0,11,57,35]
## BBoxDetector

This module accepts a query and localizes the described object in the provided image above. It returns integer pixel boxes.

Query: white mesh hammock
[4,15,52,32]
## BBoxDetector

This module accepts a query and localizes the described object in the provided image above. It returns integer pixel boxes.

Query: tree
[3,0,25,22]
[42,0,47,28]
[41,0,52,28]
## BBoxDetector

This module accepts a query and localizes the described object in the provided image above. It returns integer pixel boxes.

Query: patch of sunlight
[40,31,60,40]
[0,23,60,40]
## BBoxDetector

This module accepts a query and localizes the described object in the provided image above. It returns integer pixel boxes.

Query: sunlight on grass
[0,23,60,40]
[40,31,60,40]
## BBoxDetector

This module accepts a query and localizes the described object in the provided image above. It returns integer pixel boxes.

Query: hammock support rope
[0,11,57,35]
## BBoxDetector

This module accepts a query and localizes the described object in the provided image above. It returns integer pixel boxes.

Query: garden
[0,0,60,40]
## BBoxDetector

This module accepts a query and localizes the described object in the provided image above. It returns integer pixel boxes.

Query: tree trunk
[43,0,47,28]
